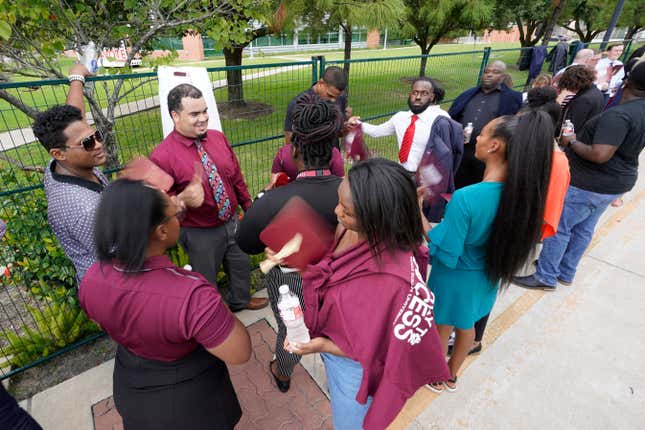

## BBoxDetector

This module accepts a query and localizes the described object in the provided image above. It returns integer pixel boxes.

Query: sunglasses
[67,129,104,151]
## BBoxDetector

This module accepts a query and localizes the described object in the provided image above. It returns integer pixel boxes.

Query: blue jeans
[322,353,373,430]
[536,186,620,286]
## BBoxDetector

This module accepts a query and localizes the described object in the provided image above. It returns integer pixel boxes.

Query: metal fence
[0,41,640,380]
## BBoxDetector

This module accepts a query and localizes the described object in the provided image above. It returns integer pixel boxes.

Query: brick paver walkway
[91,319,333,429]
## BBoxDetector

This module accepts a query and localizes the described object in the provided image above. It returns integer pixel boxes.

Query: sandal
[425,382,445,394]
[269,360,291,393]
[444,376,458,392]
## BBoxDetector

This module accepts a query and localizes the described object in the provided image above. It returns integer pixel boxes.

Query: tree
[0,0,253,168]
[402,0,492,76]
[490,0,569,48]
[207,1,290,107]
[295,0,403,75]
[618,0,643,41]
[491,0,553,47]
[561,0,613,43]
[540,0,569,47]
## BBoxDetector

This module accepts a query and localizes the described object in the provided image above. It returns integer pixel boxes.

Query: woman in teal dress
[424,111,555,392]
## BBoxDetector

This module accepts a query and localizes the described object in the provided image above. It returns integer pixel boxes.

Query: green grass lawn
[5,40,642,196]
[0,42,533,197]
[0,42,526,132]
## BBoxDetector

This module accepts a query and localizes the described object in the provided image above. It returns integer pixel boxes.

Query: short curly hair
[557,65,596,92]
[32,105,83,151]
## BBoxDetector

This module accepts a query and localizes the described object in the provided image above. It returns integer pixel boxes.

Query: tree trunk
[224,46,246,107]
[343,25,352,76]
[419,46,431,77]
[581,31,595,43]
[541,0,568,46]
[625,26,640,41]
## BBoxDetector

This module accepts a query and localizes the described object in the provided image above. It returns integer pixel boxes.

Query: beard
[197,131,208,140]
[408,98,433,114]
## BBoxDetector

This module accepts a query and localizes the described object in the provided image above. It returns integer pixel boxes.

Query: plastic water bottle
[277,284,310,350]
[561,119,575,137]
[464,122,474,144]
[81,41,99,74]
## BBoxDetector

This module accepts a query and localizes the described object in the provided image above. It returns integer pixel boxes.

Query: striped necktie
[195,139,232,221]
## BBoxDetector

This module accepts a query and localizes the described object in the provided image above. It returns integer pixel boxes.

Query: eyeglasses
[66,129,104,151]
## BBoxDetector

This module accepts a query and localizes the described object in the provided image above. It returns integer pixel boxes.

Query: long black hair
[347,158,424,256]
[291,92,343,169]
[486,111,554,286]
[94,179,168,272]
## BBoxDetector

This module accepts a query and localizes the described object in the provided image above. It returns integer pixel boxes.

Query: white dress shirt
[361,105,450,172]
[595,58,625,95]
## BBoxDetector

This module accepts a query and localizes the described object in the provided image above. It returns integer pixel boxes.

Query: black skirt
[113,345,241,430]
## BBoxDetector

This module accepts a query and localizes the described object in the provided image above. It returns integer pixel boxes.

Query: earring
[487,149,493,153]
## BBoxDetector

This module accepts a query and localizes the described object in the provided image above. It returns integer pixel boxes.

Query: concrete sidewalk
[16,155,645,429]
[390,170,645,429]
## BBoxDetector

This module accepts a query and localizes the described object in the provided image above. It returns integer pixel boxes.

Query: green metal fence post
[318,55,326,82]
[311,56,319,84]
[622,39,633,63]
[476,47,492,86]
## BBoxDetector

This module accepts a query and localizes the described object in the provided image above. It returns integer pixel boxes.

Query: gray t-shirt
[43,160,108,283]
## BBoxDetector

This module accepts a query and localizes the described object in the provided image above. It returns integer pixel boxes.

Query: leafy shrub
[0,302,100,368]
[0,170,77,303]
[165,243,189,268]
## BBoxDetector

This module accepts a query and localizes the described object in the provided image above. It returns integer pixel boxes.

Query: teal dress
[427,182,502,329]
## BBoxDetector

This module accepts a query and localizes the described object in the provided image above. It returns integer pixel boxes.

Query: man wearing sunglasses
[33,64,109,284]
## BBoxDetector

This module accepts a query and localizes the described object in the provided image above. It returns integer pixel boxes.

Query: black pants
[180,220,251,308]
[0,384,42,430]
[474,313,490,342]
[454,145,485,190]
[114,346,241,430]
[265,267,304,377]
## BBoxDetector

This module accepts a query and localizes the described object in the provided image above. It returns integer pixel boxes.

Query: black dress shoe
[557,277,573,286]
[512,274,556,291]
[270,360,290,393]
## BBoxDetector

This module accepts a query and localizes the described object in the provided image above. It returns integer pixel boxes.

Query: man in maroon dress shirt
[151,84,268,312]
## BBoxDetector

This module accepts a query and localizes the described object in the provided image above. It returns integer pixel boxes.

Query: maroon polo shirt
[150,129,252,228]
[271,144,345,180]
[79,255,235,362]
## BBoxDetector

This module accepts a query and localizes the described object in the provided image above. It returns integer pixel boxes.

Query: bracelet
[68,74,85,85]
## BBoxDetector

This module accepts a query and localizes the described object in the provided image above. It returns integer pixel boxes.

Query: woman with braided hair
[237,92,344,392]
[267,114,345,188]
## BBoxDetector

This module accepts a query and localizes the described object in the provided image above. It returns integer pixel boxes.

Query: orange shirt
[542,151,570,240]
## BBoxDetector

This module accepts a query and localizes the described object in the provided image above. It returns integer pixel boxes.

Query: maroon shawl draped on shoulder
[302,240,450,429]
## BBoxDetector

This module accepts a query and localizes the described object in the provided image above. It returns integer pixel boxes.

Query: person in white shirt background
[347,77,450,173]
[595,43,625,102]
[553,48,601,82]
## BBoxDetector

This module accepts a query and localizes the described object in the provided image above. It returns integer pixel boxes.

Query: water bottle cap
[279,285,289,294]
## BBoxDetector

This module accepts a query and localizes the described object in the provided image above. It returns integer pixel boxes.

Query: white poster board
[158,66,222,138]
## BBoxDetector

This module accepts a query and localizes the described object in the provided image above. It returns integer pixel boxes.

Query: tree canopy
[402,0,492,76]
[0,0,255,166]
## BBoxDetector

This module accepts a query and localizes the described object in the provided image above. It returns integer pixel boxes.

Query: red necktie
[606,61,615,80]
[399,114,418,163]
